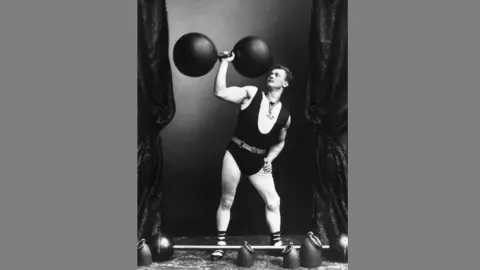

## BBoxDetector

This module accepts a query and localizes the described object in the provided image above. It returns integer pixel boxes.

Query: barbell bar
[172,244,330,250]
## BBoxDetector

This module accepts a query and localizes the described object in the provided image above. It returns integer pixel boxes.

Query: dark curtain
[305,0,348,253]
[137,0,175,240]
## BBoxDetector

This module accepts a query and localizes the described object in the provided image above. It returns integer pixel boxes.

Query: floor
[138,235,348,270]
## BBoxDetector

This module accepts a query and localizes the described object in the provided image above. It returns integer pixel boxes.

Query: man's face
[266,69,288,90]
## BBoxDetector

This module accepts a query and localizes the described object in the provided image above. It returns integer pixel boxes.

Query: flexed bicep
[215,86,249,104]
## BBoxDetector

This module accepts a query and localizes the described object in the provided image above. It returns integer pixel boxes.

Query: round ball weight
[173,33,218,77]
[232,36,273,78]
[148,233,174,262]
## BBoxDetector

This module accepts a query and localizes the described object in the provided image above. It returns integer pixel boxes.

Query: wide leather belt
[231,137,266,155]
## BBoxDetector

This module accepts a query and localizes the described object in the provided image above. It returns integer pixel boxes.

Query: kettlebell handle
[137,239,146,250]
[307,231,322,249]
[243,241,254,253]
[281,242,294,254]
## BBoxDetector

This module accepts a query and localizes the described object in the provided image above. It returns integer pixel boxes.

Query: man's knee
[220,195,235,210]
[266,195,281,211]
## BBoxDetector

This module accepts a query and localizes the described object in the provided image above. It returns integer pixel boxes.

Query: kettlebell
[282,243,300,269]
[299,231,323,268]
[237,241,255,268]
[137,239,152,267]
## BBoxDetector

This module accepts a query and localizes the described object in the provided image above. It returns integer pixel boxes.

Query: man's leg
[212,150,242,261]
[248,170,284,247]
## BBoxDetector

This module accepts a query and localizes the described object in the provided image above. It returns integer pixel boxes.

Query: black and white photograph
[2,0,479,270]
[138,0,348,269]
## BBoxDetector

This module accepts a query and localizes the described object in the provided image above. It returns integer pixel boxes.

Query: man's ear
[283,81,289,88]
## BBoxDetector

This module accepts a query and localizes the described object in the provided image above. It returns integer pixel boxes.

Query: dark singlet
[227,89,290,175]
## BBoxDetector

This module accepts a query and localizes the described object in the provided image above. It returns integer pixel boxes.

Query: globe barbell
[144,232,329,264]
[173,32,274,78]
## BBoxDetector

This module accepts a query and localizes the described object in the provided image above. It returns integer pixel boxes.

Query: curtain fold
[305,0,348,252]
[137,0,175,240]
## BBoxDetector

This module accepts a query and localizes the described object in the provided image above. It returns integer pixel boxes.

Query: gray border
[0,0,479,269]
[0,0,137,269]
[350,0,480,269]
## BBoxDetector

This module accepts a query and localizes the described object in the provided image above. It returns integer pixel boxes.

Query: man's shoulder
[280,105,291,126]
[243,85,258,95]
[281,103,291,116]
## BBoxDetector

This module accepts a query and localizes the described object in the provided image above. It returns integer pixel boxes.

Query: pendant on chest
[267,105,276,120]
[257,94,282,134]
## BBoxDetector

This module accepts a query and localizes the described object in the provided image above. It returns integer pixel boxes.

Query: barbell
[138,231,330,269]
[173,32,274,78]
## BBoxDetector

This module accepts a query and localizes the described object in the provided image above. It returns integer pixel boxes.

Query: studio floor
[138,235,348,270]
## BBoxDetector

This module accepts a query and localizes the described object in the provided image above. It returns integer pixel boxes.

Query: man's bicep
[217,86,256,104]
[221,86,247,103]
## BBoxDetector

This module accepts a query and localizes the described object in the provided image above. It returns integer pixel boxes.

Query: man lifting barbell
[211,51,293,261]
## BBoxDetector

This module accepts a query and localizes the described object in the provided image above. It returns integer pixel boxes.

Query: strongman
[211,51,293,260]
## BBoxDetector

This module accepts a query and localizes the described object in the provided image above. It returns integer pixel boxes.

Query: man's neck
[265,88,283,104]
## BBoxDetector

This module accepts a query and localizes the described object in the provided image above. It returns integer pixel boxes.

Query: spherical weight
[173,33,218,77]
[232,36,273,78]
[148,233,174,262]
[339,234,348,250]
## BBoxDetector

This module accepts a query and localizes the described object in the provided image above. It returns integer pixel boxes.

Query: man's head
[266,65,293,91]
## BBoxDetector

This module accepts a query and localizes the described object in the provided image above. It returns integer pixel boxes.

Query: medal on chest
[260,92,281,124]
[267,102,276,120]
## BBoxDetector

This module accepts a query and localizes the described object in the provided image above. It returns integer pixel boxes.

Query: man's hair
[269,64,293,84]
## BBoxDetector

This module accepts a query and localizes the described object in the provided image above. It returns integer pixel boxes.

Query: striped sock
[211,231,226,261]
[217,231,227,244]
[270,231,282,246]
